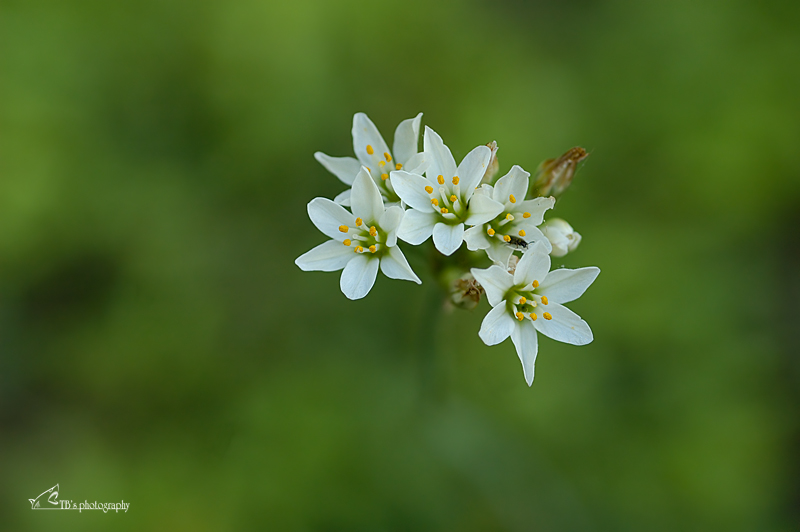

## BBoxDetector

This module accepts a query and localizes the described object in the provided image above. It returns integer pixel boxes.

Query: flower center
[505,281,551,322]
[338,216,386,256]
[364,144,401,203]
[421,175,469,223]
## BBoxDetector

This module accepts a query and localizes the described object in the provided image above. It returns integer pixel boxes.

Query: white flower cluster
[296,113,599,386]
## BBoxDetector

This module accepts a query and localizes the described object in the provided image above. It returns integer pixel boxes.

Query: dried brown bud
[532,147,588,198]
[480,141,500,185]
[449,273,484,310]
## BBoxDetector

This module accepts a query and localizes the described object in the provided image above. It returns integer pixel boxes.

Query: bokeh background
[2,0,799,530]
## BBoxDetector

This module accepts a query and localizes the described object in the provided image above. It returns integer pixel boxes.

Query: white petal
[492,165,530,207]
[517,197,555,226]
[513,241,551,286]
[511,321,539,386]
[432,222,465,256]
[538,267,600,304]
[379,246,421,284]
[464,194,504,225]
[479,304,515,346]
[457,144,491,200]
[350,167,384,225]
[307,198,354,241]
[463,224,491,251]
[340,254,380,300]
[533,302,593,345]
[423,126,457,184]
[471,265,514,307]
[333,188,351,207]
[392,112,422,165]
[295,240,354,272]
[397,209,437,245]
[485,241,514,267]
[390,170,436,212]
[379,206,404,247]
[402,152,429,175]
[352,113,390,167]
[314,152,361,185]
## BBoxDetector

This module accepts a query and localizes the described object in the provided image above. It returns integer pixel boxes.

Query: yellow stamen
[516,312,524,321]
[395,163,402,170]
[355,246,364,253]
[523,212,531,218]
[384,152,392,162]
[487,227,495,236]
[509,194,516,203]
[505,213,513,221]
[531,313,538,321]
[519,230,526,237]
[440,207,448,214]
[543,312,552,320]
[452,176,460,185]
[541,296,548,305]
[381,173,389,180]
[343,239,351,246]
[378,160,386,167]
[437,175,445,185]
[369,226,377,236]
[450,195,457,202]
[503,235,511,242]
[532,280,539,288]
[366,145,374,155]
[369,245,377,253]
[519,297,527,305]
[355,218,363,226]
[339,225,349,233]
[425,185,433,194]
[431,198,439,206]
[366,167,371,173]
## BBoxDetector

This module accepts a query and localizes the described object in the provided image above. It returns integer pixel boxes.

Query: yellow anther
[381,173,389,180]
[369,245,377,253]
[503,235,511,242]
[543,312,552,320]
[519,230,526,237]
[395,163,402,170]
[516,312,524,321]
[452,176,460,185]
[531,313,538,321]
[338,225,349,233]
[440,207,449,214]
[523,212,531,218]
[487,227,496,236]
[437,175,445,185]
[369,226,377,236]
[450,195,457,202]
[505,213,513,221]
[355,218,363,226]
[425,185,433,194]
[366,167,371,172]
[509,194,516,203]
[379,160,385,167]
[431,198,439,206]
[355,246,364,253]
[384,152,392,162]
[541,296,548,305]
[366,145,374,155]
[343,239,351,246]
[519,297,527,305]
[532,280,539,288]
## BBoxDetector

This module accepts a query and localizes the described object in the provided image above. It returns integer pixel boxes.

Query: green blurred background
[2,0,799,530]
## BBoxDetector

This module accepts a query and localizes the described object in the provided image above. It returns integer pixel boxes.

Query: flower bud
[480,141,500,185]
[449,272,484,310]
[532,147,588,198]
[541,218,581,257]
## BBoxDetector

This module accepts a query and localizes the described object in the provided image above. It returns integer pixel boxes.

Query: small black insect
[505,236,528,249]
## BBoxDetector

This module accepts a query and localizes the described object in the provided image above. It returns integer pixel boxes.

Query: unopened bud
[480,141,500,185]
[507,254,520,274]
[541,218,581,257]
[449,273,484,310]
[532,147,588,198]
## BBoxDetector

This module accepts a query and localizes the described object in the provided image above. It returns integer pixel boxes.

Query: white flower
[541,218,582,257]
[295,167,421,300]
[314,112,426,206]
[471,241,599,386]
[392,127,505,256]
[463,165,555,267]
